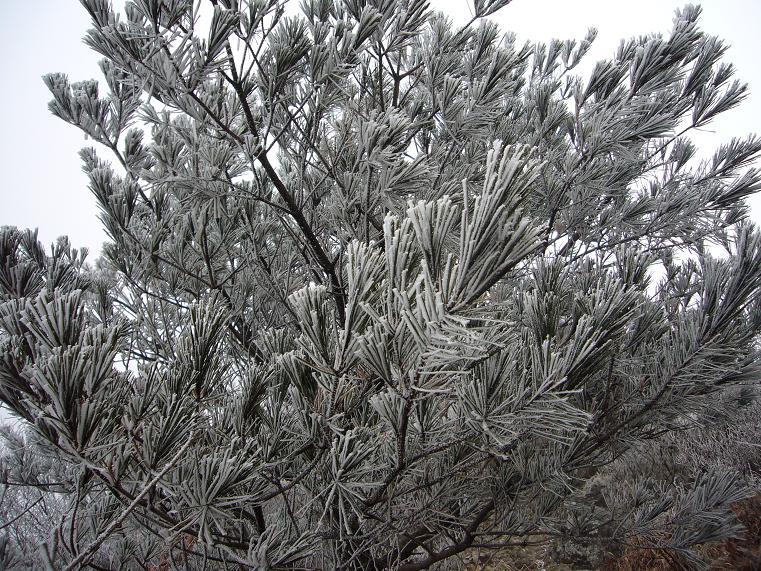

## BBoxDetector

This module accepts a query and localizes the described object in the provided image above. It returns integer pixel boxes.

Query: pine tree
[2,0,761,568]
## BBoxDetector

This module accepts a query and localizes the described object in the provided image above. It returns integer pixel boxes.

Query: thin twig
[62,432,196,571]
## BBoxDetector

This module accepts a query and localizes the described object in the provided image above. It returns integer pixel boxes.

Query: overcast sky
[1,0,759,258]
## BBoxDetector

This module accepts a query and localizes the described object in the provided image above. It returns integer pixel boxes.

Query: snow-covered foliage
[1,0,761,568]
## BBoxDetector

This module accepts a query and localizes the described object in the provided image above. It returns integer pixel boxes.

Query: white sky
[0,0,759,258]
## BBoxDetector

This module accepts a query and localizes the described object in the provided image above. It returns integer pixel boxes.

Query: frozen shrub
[2,1,761,568]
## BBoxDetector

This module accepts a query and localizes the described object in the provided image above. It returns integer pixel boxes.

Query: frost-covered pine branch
[1,0,761,568]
